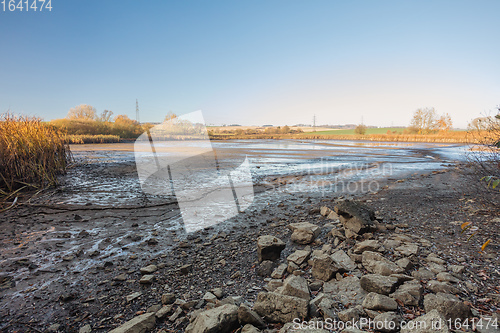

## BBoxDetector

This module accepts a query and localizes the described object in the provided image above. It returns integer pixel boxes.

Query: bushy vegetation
[65,134,120,144]
[0,114,70,199]
[354,124,367,135]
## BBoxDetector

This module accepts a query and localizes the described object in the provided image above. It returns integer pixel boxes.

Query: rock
[309,293,337,319]
[238,304,266,328]
[427,280,460,294]
[279,275,310,300]
[373,312,402,333]
[256,260,275,277]
[287,249,310,266]
[411,267,435,280]
[203,292,218,303]
[423,293,471,321]
[389,280,423,306]
[395,243,419,256]
[109,313,156,333]
[156,305,173,319]
[362,251,403,276]
[254,292,309,323]
[359,274,398,295]
[185,304,239,333]
[383,239,402,249]
[395,258,413,270]
[180,264,193,275]
[271,263,288,279]
[280,322,330,332]
[362,292,398,311]
[265,279,284,292]
[0,274,15,290]
[449,265,465,274]
[288,222,321,244]
[309,280,323,291]
[389,273,414,283]
[147,304,162,313]
[353,240,383,254]
[162,293,176,304]
[169,307,184,322]
[140,265,157,274]
[476,314,500,333]
[241,324,261,333]
[338,306,364,323]
[335,200,375,234]
[139,275,155,284]
[331,250,357,271]
[211,288,224,299]
[426,254,446,265]
[311,253,342,281]
[436,272,460,284]
[257,236,286,262]
[323,276,367,306]
[48,324,61,332]
[428,262,447,274]
[126,292,142,302]
[114,273,127,281]
[320,206,332,216]
[79,324,92,333]
[400,309,449,333]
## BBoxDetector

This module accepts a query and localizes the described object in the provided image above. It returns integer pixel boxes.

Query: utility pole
[313,114,316,132]
[136,99,140,124]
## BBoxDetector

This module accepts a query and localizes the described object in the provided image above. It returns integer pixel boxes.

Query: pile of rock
[106,199,489,333]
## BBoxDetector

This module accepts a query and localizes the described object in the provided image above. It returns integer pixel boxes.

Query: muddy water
[0,139,467,317]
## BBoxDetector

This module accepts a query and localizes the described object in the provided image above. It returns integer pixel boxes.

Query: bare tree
[67,104,97,121]
[97,109,113,122]
[409,107,438,134]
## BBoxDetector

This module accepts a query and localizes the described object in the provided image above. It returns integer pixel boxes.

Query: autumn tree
[97,109,113,122]
[164,111,177,122]
[354,124,367,135]
[409,107,438,134]
[67,104,97,120]
[436,113,453,132]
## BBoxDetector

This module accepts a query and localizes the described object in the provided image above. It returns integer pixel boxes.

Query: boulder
[288,222,321,245]
[257,236,286,262]
[331,250,357,271]
[109,313,156,333]
[265,279,284,292]
[427,280,460,294]
[238,304,266,328]
[323,276,367,306]
[400,309,449,333]
[185,304,239,333]
[389,280,423,306]
[360,274,398,295]
[256,260,275,277]
[335,200,375,234]
[362,292,398,311]
[362,251,403,276]
[253,292,309,323]
[423,293,471,321]
[279,275,310,300]
[287,249,311,266]
[353,240,384,254]
[373,312,402,333]
[311,253,342,281]
[395,258,413,270]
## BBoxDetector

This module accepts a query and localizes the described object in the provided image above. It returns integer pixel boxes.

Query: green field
[313,127,406,135]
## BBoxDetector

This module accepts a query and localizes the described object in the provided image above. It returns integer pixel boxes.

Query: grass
[0,114,71,199]
[313,127,406,135]
[65,134,120,144]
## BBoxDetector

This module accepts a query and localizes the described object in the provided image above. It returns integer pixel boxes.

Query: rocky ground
[0,165,499,333]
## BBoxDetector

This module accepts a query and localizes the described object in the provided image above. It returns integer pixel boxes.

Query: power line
[136,99,140,123]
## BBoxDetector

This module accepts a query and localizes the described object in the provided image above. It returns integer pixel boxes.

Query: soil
[0,162,499,332]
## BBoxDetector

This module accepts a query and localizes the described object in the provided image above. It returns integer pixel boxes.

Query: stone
[389,280,423,306]
[362,251,403,276]
[353,240,383,254]
[257,235,286,262]
[79,324,92,333]
[156,305,173,319]
[400,309,449,333]
[389,274,414,283]
[331,250,357,271]
[162,293,176,304]
[338,306,364,323]
[320,206,332,216]
[48,324,61,332]
[271,263,288,279]
[126,292,142,302]
[311,253,342,281]
[109,313,156,333]
[185,304,239,333]
[288,222,321,244]
[427,280,460,294]
[423,293,471,321]
[428,262,447,274]
[309,280,323,291]
[335,200,375,234]
[180,264,193,275]
[241,324,261,333]
[383,239,402,249]
[426,254,446,265]
[169,307,183,322]
[203,292,218,303]
[254,292,309,323]
[256,260,275,277]
[362,292,398,311]
[436,272,460,284]
[395,258,413,270]
[323,276,367,306]
[265,279,284,292]
[327,210,340,220]
[114,273,127,281]
[139,275,154,284]
[449,265,465,274]
[211,288,223,299]
[279,275,310,300]
[287,249,311,266]
[238,304,266,328]
[373,312,402,333]
[395,243,419,256]
[360,274,398,295]
[309,293,337,320]
[411,267,435,280]
[140,265,157,274]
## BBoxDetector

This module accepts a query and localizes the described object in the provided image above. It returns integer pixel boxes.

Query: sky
[0,1,499,128]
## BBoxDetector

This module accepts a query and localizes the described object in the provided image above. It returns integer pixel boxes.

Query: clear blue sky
[1,0,498,128]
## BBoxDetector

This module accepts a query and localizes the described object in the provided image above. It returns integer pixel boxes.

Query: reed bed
[65,134,120,144]
[0,114,71,199]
